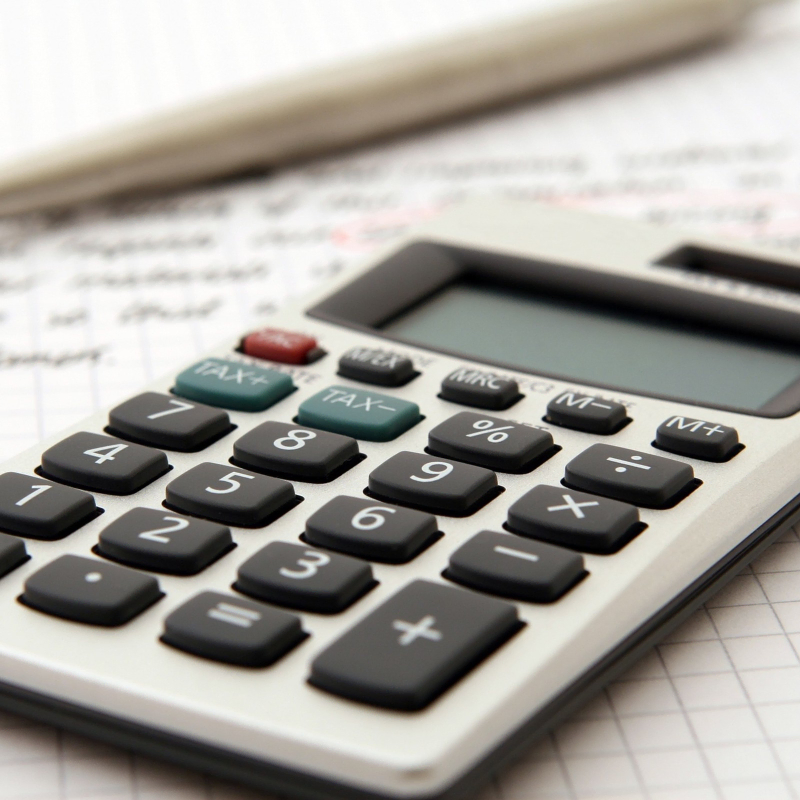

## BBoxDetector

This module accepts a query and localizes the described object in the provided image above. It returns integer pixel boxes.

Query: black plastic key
[108,392,231,452]
[304,495,439,563]
[545,391,629,434]
[338,347,415,387]
[235,541,375,613]
[233,421,359,481]
[440,368,520,410]
[96,507,233,575]
[0,533,28,578]
[162,590,306,667]
[309,579,521,710]
[445,530,586,602]
[564,444,695,509]
[165,462,296,527]
[0,472,97,540]
[655,415,740,461]
[21,555,162,626]
[41,432,169,495]
[506,485,642,554]
[368,451,498,515]
[427,412,555,472]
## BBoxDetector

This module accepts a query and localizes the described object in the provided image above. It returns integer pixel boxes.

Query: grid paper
[2,2,800,799]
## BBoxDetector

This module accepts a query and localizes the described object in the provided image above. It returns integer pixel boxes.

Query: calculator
[2,198,800,800]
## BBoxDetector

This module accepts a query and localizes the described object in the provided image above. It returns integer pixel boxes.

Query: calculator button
[174,358,294,412]
[338,347,415,387]
[655,416,740,461]
[564,444,695,509]
[427,412,555,472]
[165,462,296,527]
[21,555,162,626]
[233,421,359,481]
[161,590,306,667]
[545,391,629,434]
[506,485,641,553]
[297,385,420,442]
[0,533,28,578]
[368,452,498,515]
[439,368,520,410]
[96,508,233,575]
[0,472,97,540]
[304,496,439,563]
[241,328,321,365]
[41,432,169,495]
[235,542,375,613]
[445,531,586,602]
[309,579,521,710]
[108,392,231,452]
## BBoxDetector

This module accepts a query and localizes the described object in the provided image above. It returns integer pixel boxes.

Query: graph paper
[1,1,800,798]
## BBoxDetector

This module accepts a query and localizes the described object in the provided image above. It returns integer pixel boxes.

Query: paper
[2,1,800,798]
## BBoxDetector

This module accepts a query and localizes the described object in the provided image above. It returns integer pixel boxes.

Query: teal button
[298,385,420,441]
[174,358,294,411]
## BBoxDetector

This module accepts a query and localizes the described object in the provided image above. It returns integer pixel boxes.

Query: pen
[0,0,781,216]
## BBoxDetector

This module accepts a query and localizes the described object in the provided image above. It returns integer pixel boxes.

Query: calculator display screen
[382,279,800,411]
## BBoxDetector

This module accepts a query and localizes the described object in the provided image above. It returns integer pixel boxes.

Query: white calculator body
[1,198,800,800]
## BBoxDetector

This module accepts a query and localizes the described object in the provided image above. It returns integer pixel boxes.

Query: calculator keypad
[297,385,420,441]
[96,508,234,575]
[564,444,695,508]
[161,590,306,667]
[368,451,498,515]
[174,358,295,411]
[445,531,586,602]
[0,472,97,539]
[506,485,642,553]
[165,463,296,527]
[0,533,28,578]
[440,368,520,410]
[21,555,162,626]
[655,416,740,461]
[545,391,629,434]
[235,542,375,613]
[233,421,359,481]
[41,433,169,495]
[427,411,554,472]
[108,392,231,452]
[304,496,439,563]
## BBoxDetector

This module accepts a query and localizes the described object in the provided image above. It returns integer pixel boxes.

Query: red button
[242,328,319,364]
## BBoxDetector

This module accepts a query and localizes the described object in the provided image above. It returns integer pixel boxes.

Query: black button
[235,541,375,613]
[304,496,439,563]
[445,531,586,602]
[0,533,28,578]
[96,507,234,575]
[165,463,296,528]
[506,485,642,553]
[338,347,415,387]
[108,392,231,452]
[161,590,306,667]
[564,444,695,509]
[0,472,97,540]
[655,416,740,461]
[309,579,521,710]
[232,421,359,481]
[545,391,629,434]
[368,451,498,515]
[440,368,520,410]
[41,432,169,495]
[427,412,555,472]
[21,555,162,626]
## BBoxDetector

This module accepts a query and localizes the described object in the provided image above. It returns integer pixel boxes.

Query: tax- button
[564,444,695,509]
[506,485,641,553]
[174,358,294,412]
[655,416,740,461]
[297,385,420,442]
[440,368,520,410]
[309,579,520,710]
[546,391,629,434]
